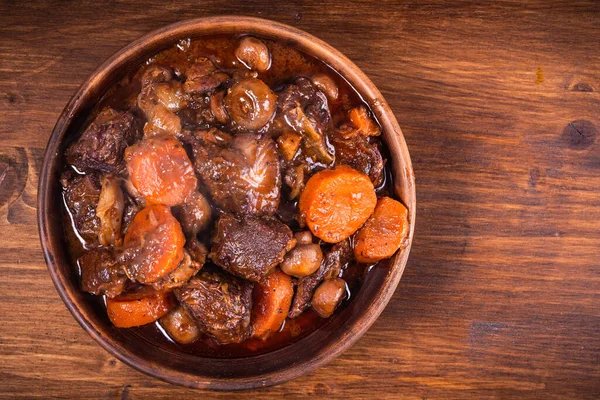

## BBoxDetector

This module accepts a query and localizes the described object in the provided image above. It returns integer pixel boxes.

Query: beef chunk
[184,57,229,95]
[210,213,295,282]
[175,270,253,344]
[332,130,385,187]
[67,108,142,173]
[61,171,101,246]
[78,248,127,298]
[174,191,212,236]
[289,239,352,318]
[151,238,207,291]
[276,77,333,164]
[190,131,281,216]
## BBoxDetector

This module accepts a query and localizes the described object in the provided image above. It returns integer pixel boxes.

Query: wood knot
[313,382,334,395]
[571,82,594,92]
[529,167,540,188]
[562,120,597,150]
[0,147,28,212]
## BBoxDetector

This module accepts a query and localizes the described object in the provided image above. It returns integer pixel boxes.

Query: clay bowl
[37,16,416,390]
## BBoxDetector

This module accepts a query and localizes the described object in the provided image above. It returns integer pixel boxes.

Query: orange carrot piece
[349,106,380,136]
[107,286,175,328]
[125,135,197,206]
[123,205,185,283]
[353,196,409,263]
[299,165,377,243]
[252,269,294,340]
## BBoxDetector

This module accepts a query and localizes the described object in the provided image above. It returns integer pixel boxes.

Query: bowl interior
[38,16,415,390]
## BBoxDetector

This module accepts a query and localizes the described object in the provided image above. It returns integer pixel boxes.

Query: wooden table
[1,1,599,398]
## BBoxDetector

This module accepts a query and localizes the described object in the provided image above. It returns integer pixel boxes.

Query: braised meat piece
[332,130,385,187]
[289,239,352,318]
[191,131,281,216]
[276,77,333,164]
[184,57,229,95]
[61,171,101,246]
[121,193,142,236]
[210,213,295,282]
[66,108,142,173]
[175,270,253,344]
[174,191,212,236]
[151,238,207,291]
[78,248,127,298]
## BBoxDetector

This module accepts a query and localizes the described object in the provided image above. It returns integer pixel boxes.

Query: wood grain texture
[1,0,599,398]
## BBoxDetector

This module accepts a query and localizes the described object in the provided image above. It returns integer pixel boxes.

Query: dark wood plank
[1,0,599,398]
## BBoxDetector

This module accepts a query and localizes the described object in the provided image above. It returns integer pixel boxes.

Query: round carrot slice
[107,286,176,328]
[353,196,409,263]
[252,269,294,340]
[125,135,197,206]
[299,165,377,243]
[123,205,185,283]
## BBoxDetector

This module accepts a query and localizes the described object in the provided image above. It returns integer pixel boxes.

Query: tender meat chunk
[61,171,101,246]
[175,270,253,344]
[174,191,212,236]
[289,239,352,318]
[283,164,306,200]
[66,108,142,173]
[151,238,207,291]
[78,248,127,298]
[210,214,295,282]
[184,57,229,95]
[332,127,385,187]
[121,193,142,236]
[191,132,281,216]
[276,77,333,164]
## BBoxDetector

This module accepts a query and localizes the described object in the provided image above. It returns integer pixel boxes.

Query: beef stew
[61,34,409,357]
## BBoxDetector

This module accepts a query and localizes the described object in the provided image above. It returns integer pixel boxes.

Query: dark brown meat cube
[191,132,281,216]
[61,171,101,246]
[332,128,385,187]
[210,214,295,282]
[66,108,142,174]
[276,78,333,164]
[186,237,209,265]
[183,58,229,95]
[151,238,207,291]
[289,239,352,318]
[78,248,127,298]
[175,270,253,344]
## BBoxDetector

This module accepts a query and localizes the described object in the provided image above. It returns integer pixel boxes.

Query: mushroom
[235,36,271,72]
[224,78,277,131]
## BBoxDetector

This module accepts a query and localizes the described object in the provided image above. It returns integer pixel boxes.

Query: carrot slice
[252,269,294,340]
[353,196,409,263]
[349,106,380,136]
[125,135,197,206]
[299,165,377,243]
[107,286,176,328]
[123,205,185,283]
